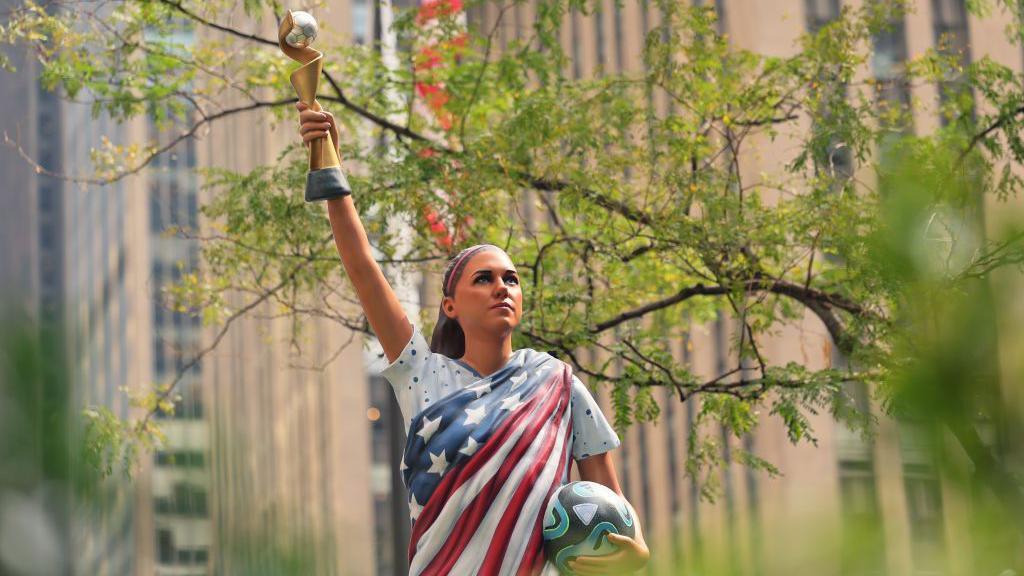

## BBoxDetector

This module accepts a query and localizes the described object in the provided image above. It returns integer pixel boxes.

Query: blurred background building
[0,9,148,572]
[1,0,1021,575]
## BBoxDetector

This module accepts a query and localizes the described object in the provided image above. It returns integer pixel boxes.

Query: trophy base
[306,166,352,202]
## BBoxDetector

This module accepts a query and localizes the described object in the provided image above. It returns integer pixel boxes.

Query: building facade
[0,24,150,575]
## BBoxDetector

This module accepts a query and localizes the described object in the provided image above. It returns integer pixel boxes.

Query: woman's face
[443,249,523,338]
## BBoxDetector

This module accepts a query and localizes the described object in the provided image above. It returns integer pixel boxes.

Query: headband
[443,244,500,296]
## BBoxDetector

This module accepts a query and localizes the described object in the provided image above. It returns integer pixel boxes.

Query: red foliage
[415,45,444,71]
[416,0,463,24]
[423,206,455,249]
[414,0,467,248]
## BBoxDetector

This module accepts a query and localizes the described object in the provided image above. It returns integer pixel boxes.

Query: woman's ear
[442,297,456,320]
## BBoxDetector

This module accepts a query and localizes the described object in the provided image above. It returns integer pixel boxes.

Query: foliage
[3,0,1024,513]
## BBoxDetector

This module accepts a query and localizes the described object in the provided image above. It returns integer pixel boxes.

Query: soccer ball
[285,11,318,48]
[541,481,636,574]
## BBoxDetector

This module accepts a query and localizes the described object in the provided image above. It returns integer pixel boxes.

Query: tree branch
[956,104,1024,166]
[3,98,294,184]
[135,248,323,434]
[525,174,655,227]
[157,0,277,47]
[156,0,438,146]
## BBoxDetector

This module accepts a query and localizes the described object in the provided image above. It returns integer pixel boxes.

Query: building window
[594,1,606,73]
[156,450,206,468]
[613,0,624,72]
[905,463,947,574]
[352,0,369,44]
[900,419,948,575]
[155,482,209,518]
[150,184,164,233]
[806,0,841,33]
[571,6,582,79]
[838,459,886,576]
[804,0,853,179]
[695,0,728,35]
[931,0,972,124]
[157,529,175,564]
[873,12,912,135]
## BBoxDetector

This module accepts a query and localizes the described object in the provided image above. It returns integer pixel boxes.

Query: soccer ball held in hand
[542,481,636,574]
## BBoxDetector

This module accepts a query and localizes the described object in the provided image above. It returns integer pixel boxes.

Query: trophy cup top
[278,10,321,64]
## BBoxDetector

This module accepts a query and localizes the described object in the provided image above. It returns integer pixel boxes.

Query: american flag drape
[402,353,573,575]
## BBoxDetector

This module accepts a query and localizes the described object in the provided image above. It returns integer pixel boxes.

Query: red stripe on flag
[421,397,564,575]
[409,369,559,554]
[518,406,574,575]
[417,377,566,573]
[416,371,571,574]
[478,385,569,572]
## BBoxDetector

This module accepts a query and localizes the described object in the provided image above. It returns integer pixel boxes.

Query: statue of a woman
[298,101,650,575]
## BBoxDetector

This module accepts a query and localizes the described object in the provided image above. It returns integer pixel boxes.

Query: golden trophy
[278,10,351,201]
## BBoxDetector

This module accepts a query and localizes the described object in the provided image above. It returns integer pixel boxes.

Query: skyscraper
[0,22,149,575]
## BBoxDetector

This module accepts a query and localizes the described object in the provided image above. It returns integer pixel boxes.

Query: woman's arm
[298,102,412,363]
[574,453,650,575]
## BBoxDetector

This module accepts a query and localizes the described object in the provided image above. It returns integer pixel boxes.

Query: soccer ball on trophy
[542,481,636,574]
[284,10,319,48]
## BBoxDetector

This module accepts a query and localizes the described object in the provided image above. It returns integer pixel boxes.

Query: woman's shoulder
[517,347,575,375]
[517,346,553,362]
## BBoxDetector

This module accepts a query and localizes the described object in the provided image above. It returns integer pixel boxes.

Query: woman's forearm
[325,195,375,272]
[578,453,646,546]
[322,194,412,363]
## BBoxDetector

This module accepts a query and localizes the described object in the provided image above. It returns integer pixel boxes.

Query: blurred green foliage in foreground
[1,136,1023,573]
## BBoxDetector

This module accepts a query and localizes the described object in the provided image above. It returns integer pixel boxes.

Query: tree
[3,0,1024,527]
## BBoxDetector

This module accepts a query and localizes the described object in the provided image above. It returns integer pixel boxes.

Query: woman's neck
[459,334,514,378]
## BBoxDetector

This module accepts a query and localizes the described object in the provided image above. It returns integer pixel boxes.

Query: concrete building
[0,4,377,575]
[0,28,150,576]
[191,5,376,576]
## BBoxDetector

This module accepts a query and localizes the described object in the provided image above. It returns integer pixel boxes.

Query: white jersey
[380,323,621,461]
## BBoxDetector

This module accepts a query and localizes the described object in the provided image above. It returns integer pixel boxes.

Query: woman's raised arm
[298,102,412,363]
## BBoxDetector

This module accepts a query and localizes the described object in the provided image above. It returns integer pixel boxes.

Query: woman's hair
[430,244,505,358]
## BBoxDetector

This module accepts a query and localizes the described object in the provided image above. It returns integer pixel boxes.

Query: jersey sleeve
[570,374,621,460]
[378,322,435,426]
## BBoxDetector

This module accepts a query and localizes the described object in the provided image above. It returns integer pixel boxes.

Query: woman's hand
[296,101,340,156]
[566,532,650,575]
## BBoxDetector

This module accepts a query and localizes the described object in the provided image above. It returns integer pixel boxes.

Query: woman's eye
[474,275,519,285]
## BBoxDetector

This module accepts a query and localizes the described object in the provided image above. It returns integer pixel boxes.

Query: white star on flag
[464,405,487,425]
[465,382,490,398]
[509,372,527,390]
[417,415,442,443]
[427,449,449,476]
[459,436,480,457]
[500,393,524,411]
[409,494,424,520]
